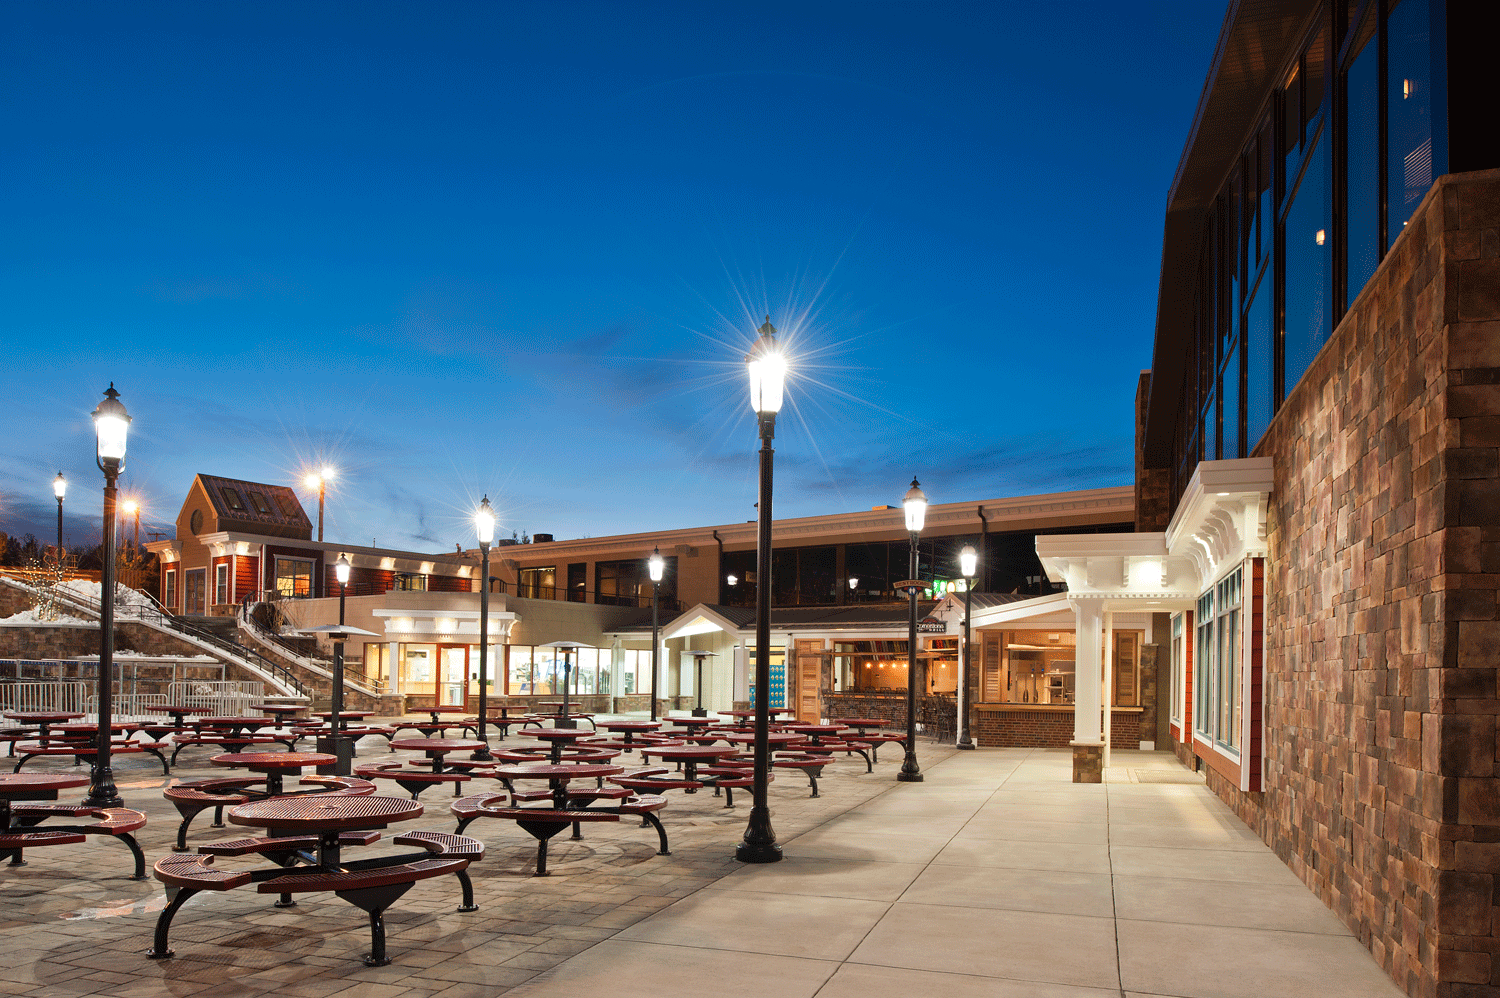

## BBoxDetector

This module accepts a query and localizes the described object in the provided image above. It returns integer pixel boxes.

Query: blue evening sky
[1,1,1225,552]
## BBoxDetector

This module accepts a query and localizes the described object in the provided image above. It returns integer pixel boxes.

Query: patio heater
[957,544,977,750]
[52,472,66,564]
[895,477,928,783]
[689,650,717,716]
[84,384,130,808]
[541,641,590,728]
[737,316,784,865]
[472,497,495,760]
[649,547,664,720]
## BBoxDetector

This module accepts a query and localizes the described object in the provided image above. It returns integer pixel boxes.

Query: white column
[1071,598,1105,746]
[1103,610,1114,769]
[389,640,402,695]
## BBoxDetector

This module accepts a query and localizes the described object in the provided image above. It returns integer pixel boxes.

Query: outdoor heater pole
[957,544,976,750]
[898,477,927,783]
[474,533,492,760]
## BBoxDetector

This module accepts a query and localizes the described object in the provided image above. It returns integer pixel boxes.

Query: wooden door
[185,569,206,615]
[982,631,1005,701]
[1113,631,1139,706]
[795,639,823,722]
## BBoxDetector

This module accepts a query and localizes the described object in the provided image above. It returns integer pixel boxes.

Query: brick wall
[1164,170,1500,998]
[974,707,1142,749]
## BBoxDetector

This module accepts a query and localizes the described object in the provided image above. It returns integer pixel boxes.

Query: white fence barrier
[166,680,264,717]
[0,680,90,714]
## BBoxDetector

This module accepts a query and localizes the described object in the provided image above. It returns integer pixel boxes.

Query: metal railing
[37,582,309,699]
[247,580,685,615]
[166,680,264,716]
[0,679,90,714]
[237,605,388,696]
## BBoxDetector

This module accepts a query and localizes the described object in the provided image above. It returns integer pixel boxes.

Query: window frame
[274,557,315,598]
[214,563,230,605]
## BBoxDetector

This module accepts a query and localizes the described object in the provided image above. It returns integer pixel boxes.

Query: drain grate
[1128,768,1204,784]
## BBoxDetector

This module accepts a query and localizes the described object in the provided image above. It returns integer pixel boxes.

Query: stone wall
[1165,170,1500,998]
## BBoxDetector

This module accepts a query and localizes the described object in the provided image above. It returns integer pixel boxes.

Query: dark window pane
[1221,343,1241,459]
[567,563,586,602]
[1245,278,1273,448]
[1344,16,1380,308]
[1305,20,1326,127]
[1257,119,1273,269]
[1284,129,1333,399]
[1283,67,1303,202]
[1387,0,1433,248]
[1203,387,1218,461]
[1229,170,1243,314]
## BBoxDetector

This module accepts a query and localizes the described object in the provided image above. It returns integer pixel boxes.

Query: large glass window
[1283,127,1333,397]
[1194,566,1243,753]
[1170,613,1185,726]
[274,558,313,598]
[518,567,555,600]
[1221,343,1241,459]
[1245,277,1273,447]
[1386,0,1432,249]
[1343,13,1380,308]
[567,563,586,602]
[596,557,676,607]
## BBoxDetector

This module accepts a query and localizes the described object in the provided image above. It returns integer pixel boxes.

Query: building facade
[1054,2,1499,994]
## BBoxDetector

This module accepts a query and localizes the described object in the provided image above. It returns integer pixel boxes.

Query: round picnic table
[661,716,718,730]
[0,772,90,831]
[197,717,270,735]
[490,762,623,808]
[2,711,85,739]
[229,794,423,867]
[597,721,661,752]
[210,751,339,795]
[313,710,373,721]
[720,731,808,751]
[144,705,202,726]
[518,728,597,763]
[717,708,794,720]
[637,743,739,782]
[253,704,306,730]
[828,717,890,733]
[778,723,849,745]
[390,738,486,774]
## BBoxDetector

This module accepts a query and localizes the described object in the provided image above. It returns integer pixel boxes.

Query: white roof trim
[1164,457,1274,587]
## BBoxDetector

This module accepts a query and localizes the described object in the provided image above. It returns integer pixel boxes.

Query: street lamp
[895,477,928,783]
[649,546,664,721]
[86,384,130,808]
[331,553,351,746]
[304,467,334,543]
[52,472,66,566]
[121,498,140,554]
[737,315,785,865]
[473,497,495,760]
[957,544,977,751]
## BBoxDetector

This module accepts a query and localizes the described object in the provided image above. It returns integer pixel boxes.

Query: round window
[190,510,203,535]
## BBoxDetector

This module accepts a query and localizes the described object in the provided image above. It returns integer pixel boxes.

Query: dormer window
[220,487,246,512]
[248,491,272,515]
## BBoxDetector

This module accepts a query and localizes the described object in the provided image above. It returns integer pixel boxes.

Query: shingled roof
[196,474,312,540]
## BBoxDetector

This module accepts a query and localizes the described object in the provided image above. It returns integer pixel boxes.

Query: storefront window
[518,567,555,599]
[362,644,390,686]
[1386,0,1432,249]
[399,643,436,694]
[275,558,313,598]
[509,645,535,694]
[1194,567,1243,753]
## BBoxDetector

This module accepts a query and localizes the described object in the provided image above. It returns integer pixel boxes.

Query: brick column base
[1071,742,1103,783]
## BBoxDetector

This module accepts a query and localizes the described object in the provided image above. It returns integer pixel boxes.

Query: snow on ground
[57,580,156,607]
[0,607,96,625]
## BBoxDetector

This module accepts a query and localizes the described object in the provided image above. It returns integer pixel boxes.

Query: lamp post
[737,316,785,864]
[649,547,664,721]
[120,498,140,559]
[473,497,495,760]
[957,544,977,751]
[331,553,350,746]
[304,468,333,543]
[52,472,66,565]
[85,384,130,808]
[896,477,928,783]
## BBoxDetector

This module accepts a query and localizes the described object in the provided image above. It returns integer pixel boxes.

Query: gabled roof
[196,474,312,540]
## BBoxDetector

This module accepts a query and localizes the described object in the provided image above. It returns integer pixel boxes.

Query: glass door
[438,645,468,708]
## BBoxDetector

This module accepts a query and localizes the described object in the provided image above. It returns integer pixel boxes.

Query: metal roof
[196,474,312,539]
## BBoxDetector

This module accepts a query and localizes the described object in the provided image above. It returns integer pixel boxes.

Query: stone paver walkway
[0,720,1403,998]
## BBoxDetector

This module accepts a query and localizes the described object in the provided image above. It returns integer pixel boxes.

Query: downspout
[713,530,724,605]
[975,505,988,593]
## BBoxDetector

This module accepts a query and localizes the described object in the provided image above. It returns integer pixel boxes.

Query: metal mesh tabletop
[230,795,423,830]
[211,752,337,770]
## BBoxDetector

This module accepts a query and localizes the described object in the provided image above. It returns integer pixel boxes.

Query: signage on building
[918,616,948,634]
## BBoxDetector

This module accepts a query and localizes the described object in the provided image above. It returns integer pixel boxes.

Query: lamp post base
[316,735,354,777]
[83,766,122,809]
[691,708,708,717]
[897,750,924,782]
[956,740,976,750]
[736,805,782,863]
[470,747,494,761]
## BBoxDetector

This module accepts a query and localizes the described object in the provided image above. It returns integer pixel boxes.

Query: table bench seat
[199,830,381,856]
[3,804,149,878]
[12,739,170,776]
[773,754,830,797]
[354,763,471,800]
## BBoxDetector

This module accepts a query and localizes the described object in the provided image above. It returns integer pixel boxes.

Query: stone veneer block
[1071,742,1102,784]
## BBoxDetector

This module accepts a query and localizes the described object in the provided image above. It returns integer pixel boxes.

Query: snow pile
[0,607,96,626]
[57,580,156,608]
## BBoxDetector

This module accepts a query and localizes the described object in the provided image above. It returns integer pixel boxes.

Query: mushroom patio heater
[689,651,717,716]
